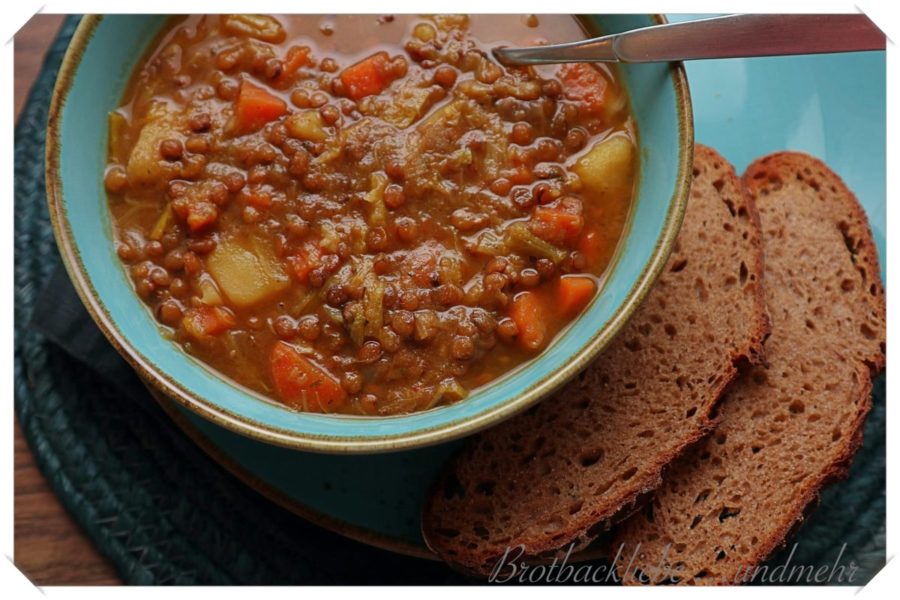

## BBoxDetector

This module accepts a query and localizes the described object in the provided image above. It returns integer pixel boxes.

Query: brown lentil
[159,139,184,161]
[157,299,183,325]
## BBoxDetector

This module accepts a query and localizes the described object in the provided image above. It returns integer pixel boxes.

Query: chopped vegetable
[184,201,218,233]
[436,378,468,403]
[347,303,366,346]
[363,278,385,337]
[270,341,346,412]
[531,206,584,246]
[319,222,341,252]
[347,256,375,289]
[559,63,609,114]
[183,306,236,340]
[412,22,437,42]
[573,135,635,201]
[438,255,464,285]
[414,310,440,341]
[323,305,344,325]
[206,234,290,307]
[432,14,470,31]
[287,243,322,284]
[470,230,507,257]
[492,78,542,101]
[107,111,128,164]
[126,102,183,186]
[234,80,287,135]
[558,276,596,316]
[505,221,567,264]
[149,204,173,240]
[424,378,468,410]
[349,225,368,254]
[458,80,495,102]
[285,110,328,142]
[340,52,396,101]
[170,181,230,232]
[274,46,312,85]
[509,291,546,351]
[221,15,286,43]
[370,83,436,128]
[312,117,373,166]
[365,173,389,226]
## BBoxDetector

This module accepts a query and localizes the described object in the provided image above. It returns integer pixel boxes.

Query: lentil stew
[105,14,637,416]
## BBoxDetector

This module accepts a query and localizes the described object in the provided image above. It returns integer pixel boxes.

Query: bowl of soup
[46,14,692,452]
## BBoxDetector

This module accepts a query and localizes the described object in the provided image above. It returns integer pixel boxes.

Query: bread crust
[422,145,770,577]
[612,151,885,585]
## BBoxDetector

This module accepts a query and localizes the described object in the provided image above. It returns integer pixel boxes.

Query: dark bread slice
[612,152,886,585]
[422,146,770,576]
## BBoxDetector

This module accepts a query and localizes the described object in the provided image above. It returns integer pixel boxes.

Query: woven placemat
[14,16,885,586]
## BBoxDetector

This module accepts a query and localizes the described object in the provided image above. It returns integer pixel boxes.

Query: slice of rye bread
[422,145,770,577]
[612,152,886,586]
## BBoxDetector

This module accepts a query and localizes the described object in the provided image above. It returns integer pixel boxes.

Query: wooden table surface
[14,14,122,586]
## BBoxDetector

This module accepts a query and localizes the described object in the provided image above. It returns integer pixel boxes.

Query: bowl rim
[45,14,694,454]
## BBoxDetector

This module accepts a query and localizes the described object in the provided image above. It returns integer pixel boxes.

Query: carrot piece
[185,201,218,233]
[559,63,609,114]
[340,52,395,101]
[274,46,312,85]
[182,306,235,340]
[509,291,546,352]
[531,206,585,246]
[558,276,596,316]
[270,341,346,412]
[287,244,322,284]
[234,80,287,134]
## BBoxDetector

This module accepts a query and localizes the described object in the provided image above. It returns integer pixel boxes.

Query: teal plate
[161,15,886,559]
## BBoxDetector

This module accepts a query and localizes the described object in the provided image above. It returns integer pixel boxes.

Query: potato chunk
[126,103,184,186]
[221,15,286,43]
[207,234,290,308]
[363,78,438,128]
[572,135,636,200]
[285,110,328,142]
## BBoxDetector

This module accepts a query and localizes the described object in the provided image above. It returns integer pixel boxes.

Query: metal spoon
[493,14,884,65]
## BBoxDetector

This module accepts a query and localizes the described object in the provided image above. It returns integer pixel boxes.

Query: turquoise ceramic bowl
[46,15,692,453]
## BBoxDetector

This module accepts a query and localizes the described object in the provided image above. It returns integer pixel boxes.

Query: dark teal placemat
[14,16,884,586]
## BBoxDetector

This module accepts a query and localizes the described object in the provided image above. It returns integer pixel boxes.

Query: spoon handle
[494,14,885,65]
